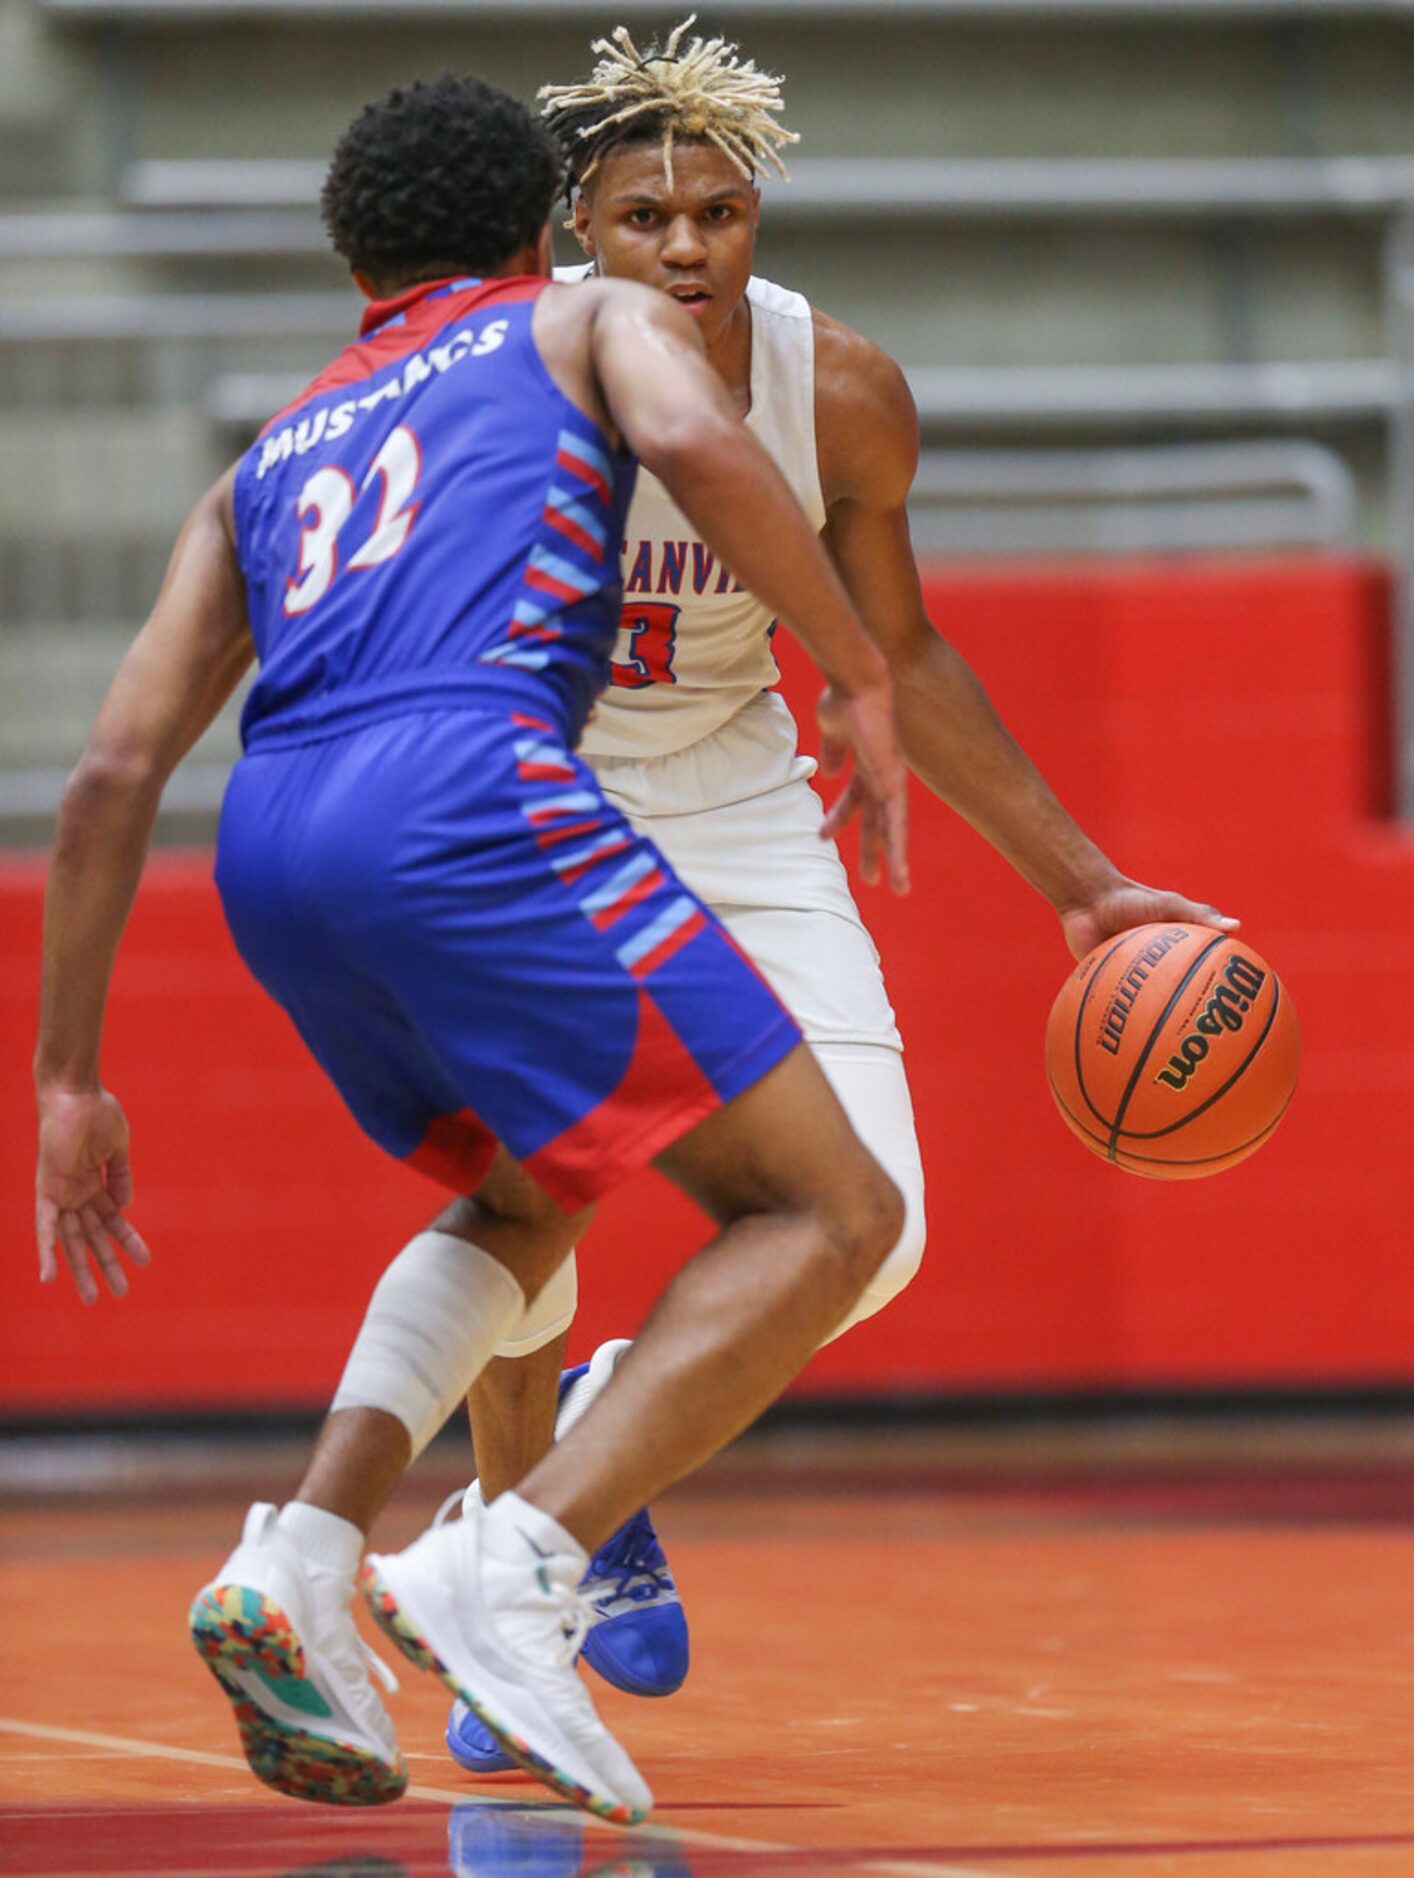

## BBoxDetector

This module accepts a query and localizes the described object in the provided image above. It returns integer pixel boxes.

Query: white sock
[331,1231,525,1459]
[277,1500,363,1575]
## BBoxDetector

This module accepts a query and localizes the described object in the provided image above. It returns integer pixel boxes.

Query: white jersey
[571,273,825,761]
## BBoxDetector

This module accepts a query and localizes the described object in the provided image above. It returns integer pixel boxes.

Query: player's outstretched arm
[34,467,254,1302]
[814,322,1235,954]
[587,283,908,892]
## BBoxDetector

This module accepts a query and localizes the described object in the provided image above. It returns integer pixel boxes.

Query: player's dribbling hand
[816,682,911,895]
[35,1087,152,1304]
[1058,877,1239,964]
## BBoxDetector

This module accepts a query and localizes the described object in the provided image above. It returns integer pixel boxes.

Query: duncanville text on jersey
[622,538,745,597]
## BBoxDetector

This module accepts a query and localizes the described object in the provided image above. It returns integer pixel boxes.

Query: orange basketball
[1045,923,1300,1179]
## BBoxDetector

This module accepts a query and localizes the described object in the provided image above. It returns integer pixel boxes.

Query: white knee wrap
[812,1046,928,1345]
[330,1230,525,1457]
[495,1249,579,1358]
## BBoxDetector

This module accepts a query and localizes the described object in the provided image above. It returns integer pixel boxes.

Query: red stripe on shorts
[405,1106,497,1194]
[628,909,708,980]
[524,988,720,1211]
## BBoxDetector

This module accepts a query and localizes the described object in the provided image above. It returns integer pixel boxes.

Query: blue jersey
[232,275,638,752]
[218,275,800,1207]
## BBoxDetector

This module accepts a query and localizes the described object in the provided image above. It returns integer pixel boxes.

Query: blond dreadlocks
[537,14,799,197]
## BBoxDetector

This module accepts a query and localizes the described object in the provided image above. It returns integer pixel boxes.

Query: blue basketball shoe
[446,1340,688,1778]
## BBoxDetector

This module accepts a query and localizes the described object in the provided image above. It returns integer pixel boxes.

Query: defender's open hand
[35,1087,152,1304]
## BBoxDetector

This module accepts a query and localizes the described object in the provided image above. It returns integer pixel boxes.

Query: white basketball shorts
[590,689,903,1052]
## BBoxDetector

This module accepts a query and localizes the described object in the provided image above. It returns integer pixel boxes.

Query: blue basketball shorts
[214,706,801,1210]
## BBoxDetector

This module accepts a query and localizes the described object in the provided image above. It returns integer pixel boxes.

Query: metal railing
[907,441,1358,555]
[0,434,1366,838]
[110,155,1414,225]
[196,355,1404,435]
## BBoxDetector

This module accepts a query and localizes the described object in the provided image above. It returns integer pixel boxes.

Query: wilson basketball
[1046,923,1300,1179]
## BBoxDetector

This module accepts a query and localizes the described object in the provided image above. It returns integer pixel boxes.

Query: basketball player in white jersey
[426,19,1236,1772]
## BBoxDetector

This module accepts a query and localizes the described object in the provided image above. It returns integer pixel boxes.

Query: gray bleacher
[2,0,1414,828]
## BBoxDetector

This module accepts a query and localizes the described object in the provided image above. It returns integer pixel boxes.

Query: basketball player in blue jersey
[32,76,916,1822]
[423,20,1242,1778]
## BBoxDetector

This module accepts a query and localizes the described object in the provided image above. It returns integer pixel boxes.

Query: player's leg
[660,703,928,1335]
[810,1043,927,1340]
[507,1039,903,1545]
[211,711,680,1810]
[324,705,845,1819]
[460,1230,578,1499]
[368,1039,899,1819]
[202,729,570,1806]
[448,1049,922,1779]
[448,714,928,1769]
[190,1146,589,1806]
[444,1249,579,1777]
[290,1163,586,1527]
[467,1336,571,1499]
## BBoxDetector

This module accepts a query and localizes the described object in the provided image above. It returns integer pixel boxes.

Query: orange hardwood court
[4,1430,1414,1876]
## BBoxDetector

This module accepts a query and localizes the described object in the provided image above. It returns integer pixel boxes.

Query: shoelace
[544,1577,599,1669]
[433,1485,467,1528]
[309,1576,401,1702]
[320,1619,400,1698]
[434,1483,593,1663]
[356,1635,400,1696]
[588,1509,673,1609]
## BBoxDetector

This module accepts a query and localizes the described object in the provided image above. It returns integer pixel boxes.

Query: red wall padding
[4,558,1412,1414]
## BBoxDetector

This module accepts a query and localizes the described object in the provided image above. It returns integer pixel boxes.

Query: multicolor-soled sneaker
[445,1341,688,1779]
[189,1501,406,1806]
[364,1488,652,1823]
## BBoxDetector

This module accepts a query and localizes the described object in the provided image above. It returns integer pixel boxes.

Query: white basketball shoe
[189,1501,406,1805]
[362,1489,653,1823]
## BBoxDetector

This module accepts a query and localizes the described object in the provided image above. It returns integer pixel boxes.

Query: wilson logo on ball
[1154,954,1267,1092]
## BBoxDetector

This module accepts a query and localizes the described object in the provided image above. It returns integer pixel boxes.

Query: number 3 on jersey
[284,425,422,616]
[612,601,681,689]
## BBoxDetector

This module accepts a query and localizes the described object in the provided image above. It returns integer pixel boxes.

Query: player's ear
[351,267,379,301]
[572,189,595,260]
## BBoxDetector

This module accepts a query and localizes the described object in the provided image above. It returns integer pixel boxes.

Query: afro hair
[321,75,562,284]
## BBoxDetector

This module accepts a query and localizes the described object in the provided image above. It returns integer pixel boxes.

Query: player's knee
[864,1224,924,1322]
[824,1175,926,1342]
[430,1184,591,1305]
[818,1158,906,1301]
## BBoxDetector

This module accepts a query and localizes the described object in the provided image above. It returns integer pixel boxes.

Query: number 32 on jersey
[612,600,680,689]
[284,425,422,616]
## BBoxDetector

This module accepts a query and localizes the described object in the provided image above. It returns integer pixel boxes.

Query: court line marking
[0,1716,1004,1877]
